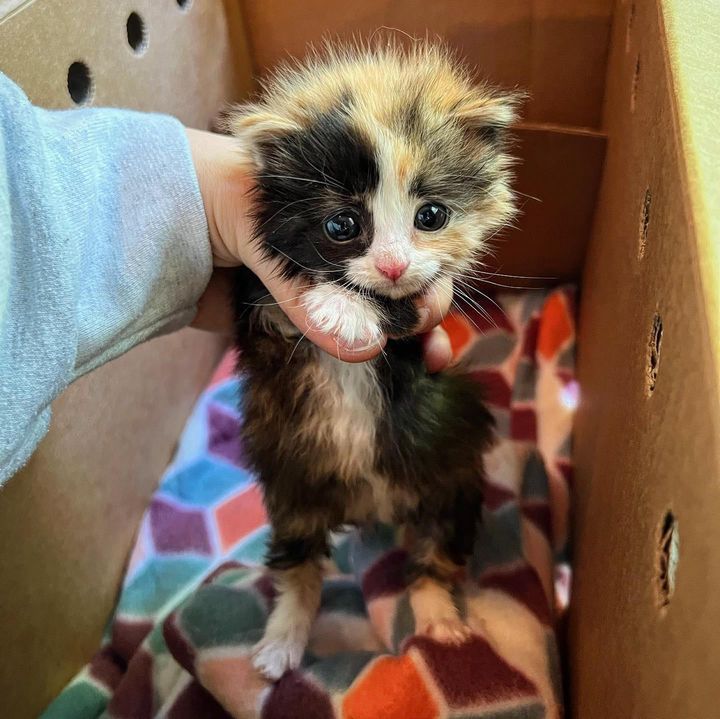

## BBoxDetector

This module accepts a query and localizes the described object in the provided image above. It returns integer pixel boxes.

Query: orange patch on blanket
[215,484,267,551]
[442,312,473,357]
[341,654,440,719]
[537,293,573,360]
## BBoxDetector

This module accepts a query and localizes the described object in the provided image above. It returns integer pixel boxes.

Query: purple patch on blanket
[167,681,232,719]
[483,481,517,510]
[362,548,409,601]
[88,646,125,692]
[557,459,574,486]
[150,498,212,555]
[163,617,197,675]
[203,560,247,585]
[522,315,541,360]
[510,406,537,441]
[254,573,277,606]
[261,671,334,719]
[207,403,246,467]
[111,618,155,663]
[106,650,154,719]
[472,369,512,408]
[522,501,553,541]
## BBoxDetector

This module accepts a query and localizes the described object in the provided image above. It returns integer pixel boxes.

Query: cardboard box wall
[0,0,718,716]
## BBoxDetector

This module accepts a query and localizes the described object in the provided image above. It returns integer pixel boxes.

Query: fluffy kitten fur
[228,41,519,680]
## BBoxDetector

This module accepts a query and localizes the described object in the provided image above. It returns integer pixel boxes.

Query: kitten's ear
[453,89,523,141]
[225,104,301,168]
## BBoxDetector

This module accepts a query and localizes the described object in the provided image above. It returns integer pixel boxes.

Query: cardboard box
[0,0,717,716]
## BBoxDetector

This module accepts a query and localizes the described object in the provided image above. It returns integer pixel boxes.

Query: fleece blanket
[42,287,577,719]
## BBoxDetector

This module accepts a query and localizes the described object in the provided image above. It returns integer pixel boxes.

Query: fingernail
[416,306,431,330]
[338,333,384,353]
[345,342,376,353]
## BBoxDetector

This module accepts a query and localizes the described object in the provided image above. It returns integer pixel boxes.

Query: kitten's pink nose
[375,259,409,282]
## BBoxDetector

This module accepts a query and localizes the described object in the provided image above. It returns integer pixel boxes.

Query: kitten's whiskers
[268,245,340,275]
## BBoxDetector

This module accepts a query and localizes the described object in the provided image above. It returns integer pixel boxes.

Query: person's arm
[0,75,452,486]
[0,73,212,484]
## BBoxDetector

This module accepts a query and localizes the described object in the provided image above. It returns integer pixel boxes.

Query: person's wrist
[185,127,254,268]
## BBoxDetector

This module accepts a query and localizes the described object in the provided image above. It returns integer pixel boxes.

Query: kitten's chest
[304,352,417,523]
[310,352,382,480]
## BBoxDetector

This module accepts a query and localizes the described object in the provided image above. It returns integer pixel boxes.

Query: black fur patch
[396,92,425,141]
[374,294,420,338]
[374,337,495,493]
[252,108,380,282]
[266,534,330,570]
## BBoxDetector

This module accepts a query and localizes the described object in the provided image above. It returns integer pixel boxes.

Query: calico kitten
[227,41,519,680]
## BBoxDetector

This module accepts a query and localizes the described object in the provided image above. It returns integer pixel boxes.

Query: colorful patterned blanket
[42,287,576,719]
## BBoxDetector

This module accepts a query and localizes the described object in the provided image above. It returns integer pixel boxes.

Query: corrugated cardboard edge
[570,0,720,715]
[660,0,720,367]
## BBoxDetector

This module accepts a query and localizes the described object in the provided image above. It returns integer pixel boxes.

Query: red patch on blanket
[407,635,539,708]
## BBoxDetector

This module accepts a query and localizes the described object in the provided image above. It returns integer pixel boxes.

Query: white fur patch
[345,132,442,299]
[253,637,306,681]
[314,351,382,481]
[303,283,383,349]
[302,349,418,518]
[253,562,323,680]
[409,578,471,645]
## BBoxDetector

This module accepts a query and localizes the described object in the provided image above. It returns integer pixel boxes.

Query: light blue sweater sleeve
[0,73,212,485]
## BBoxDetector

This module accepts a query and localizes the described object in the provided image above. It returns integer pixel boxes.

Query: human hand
[186,128,453,371]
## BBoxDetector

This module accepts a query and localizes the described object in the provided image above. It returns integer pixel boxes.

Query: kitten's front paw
[303,284,382,349]
[418,617,472,645]
[252,637,305,681]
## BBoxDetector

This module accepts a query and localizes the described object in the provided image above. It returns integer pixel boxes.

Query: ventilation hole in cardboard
[626,2,635,52]
[126,12,147,54]
[67,61,93,106]
[646,313,663,395]
[657,511,679,608]
[176,0,192,9]
[631,55,641,112]
[638,187,652,259]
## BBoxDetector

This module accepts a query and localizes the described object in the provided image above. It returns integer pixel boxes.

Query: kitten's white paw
[303,284,382,349]
[410,577,471,646]
[252,636,305,681]
[418,617,472,645]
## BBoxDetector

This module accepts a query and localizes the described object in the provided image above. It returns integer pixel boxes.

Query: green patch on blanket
[40,682,107,719]
[180,584,266,648]
[309,651,377,691]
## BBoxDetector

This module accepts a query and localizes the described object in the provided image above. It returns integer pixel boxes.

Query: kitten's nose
[375,260,409,282]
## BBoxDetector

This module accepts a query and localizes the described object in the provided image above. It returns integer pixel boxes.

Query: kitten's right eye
[324,211,361,242]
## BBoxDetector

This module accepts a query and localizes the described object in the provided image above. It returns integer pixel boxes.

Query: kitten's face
[232,43,518,310]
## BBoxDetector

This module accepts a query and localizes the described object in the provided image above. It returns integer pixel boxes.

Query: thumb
[247,253,386,363]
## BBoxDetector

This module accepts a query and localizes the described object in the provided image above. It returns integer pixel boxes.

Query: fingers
[257,269,385,363]
[415,274,453,333]
[422,326,453,373]
[193,267,384,362]
[194,252,455,370]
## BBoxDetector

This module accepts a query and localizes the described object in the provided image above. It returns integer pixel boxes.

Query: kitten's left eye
[414,203,449,232]
[324,211,361,242]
